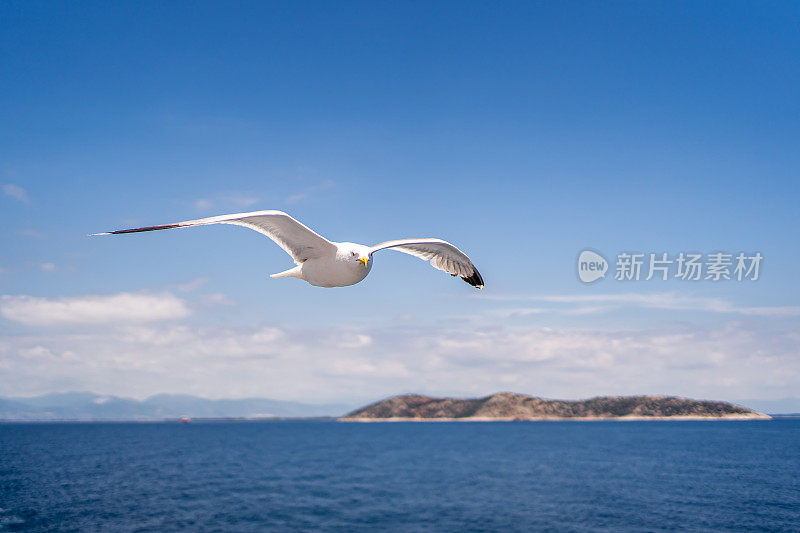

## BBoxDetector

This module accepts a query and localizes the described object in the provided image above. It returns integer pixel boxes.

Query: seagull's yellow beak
[359,255,369,267]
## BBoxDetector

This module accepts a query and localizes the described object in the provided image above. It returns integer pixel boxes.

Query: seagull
[92,210,484,289]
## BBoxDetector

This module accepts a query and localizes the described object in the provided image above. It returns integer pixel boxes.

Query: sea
[1,419,798,532]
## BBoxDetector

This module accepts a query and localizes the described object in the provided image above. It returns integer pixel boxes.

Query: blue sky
[1,2,798,407]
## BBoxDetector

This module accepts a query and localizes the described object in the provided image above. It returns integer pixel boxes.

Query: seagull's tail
[270,266,302,279]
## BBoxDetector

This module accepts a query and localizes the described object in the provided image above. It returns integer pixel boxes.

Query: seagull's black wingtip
[461,269,484,289]
[107,223,184,235]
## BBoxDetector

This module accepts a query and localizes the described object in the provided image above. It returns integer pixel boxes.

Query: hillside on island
[342,393,769,421]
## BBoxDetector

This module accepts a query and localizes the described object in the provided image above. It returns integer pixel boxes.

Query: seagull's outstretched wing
[369,238,484,289]
[92,210,336,264]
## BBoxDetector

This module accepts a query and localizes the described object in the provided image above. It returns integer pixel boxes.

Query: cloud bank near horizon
[0,290,797,404]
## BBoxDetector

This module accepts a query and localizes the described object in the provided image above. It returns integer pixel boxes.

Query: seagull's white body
[92,210,484,289]
[273,242,374,288]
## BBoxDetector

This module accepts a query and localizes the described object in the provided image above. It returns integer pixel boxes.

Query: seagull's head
[344,244,372,268]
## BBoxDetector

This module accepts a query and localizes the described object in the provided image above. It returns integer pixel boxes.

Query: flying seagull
[92,210,484,289]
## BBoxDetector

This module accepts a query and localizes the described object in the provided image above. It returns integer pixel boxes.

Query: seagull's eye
[351,251,357,257]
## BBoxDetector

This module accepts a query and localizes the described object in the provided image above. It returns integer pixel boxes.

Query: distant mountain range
[0,392,355,420]
[342,393,770,421]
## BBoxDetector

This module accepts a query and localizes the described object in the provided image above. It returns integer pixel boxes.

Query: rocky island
[341,393,769,421]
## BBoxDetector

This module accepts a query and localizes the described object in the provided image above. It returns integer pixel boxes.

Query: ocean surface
[1,419,798,532]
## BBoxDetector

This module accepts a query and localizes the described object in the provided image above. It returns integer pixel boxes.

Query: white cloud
[0,313,797,404]
[489,308,548,319]
[2,183,29,203]
[18,229,45,238]
[0,286,797,404]
[733,306,800,317]
[19,346,57,360]
[0,292,191,326]
[481,292,800,317]
[335,333,373,349]
[198,293,236,307]
[227,194,259,206]
[285,180,335,204]
[39,262,56,273]
[176,277,209,292]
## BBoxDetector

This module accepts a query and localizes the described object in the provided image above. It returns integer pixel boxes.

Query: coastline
[341,413,771,422]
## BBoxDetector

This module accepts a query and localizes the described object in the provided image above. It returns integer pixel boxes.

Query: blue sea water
[1,420,798,532]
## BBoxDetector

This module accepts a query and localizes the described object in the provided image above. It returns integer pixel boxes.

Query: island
[340,393,769,421]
